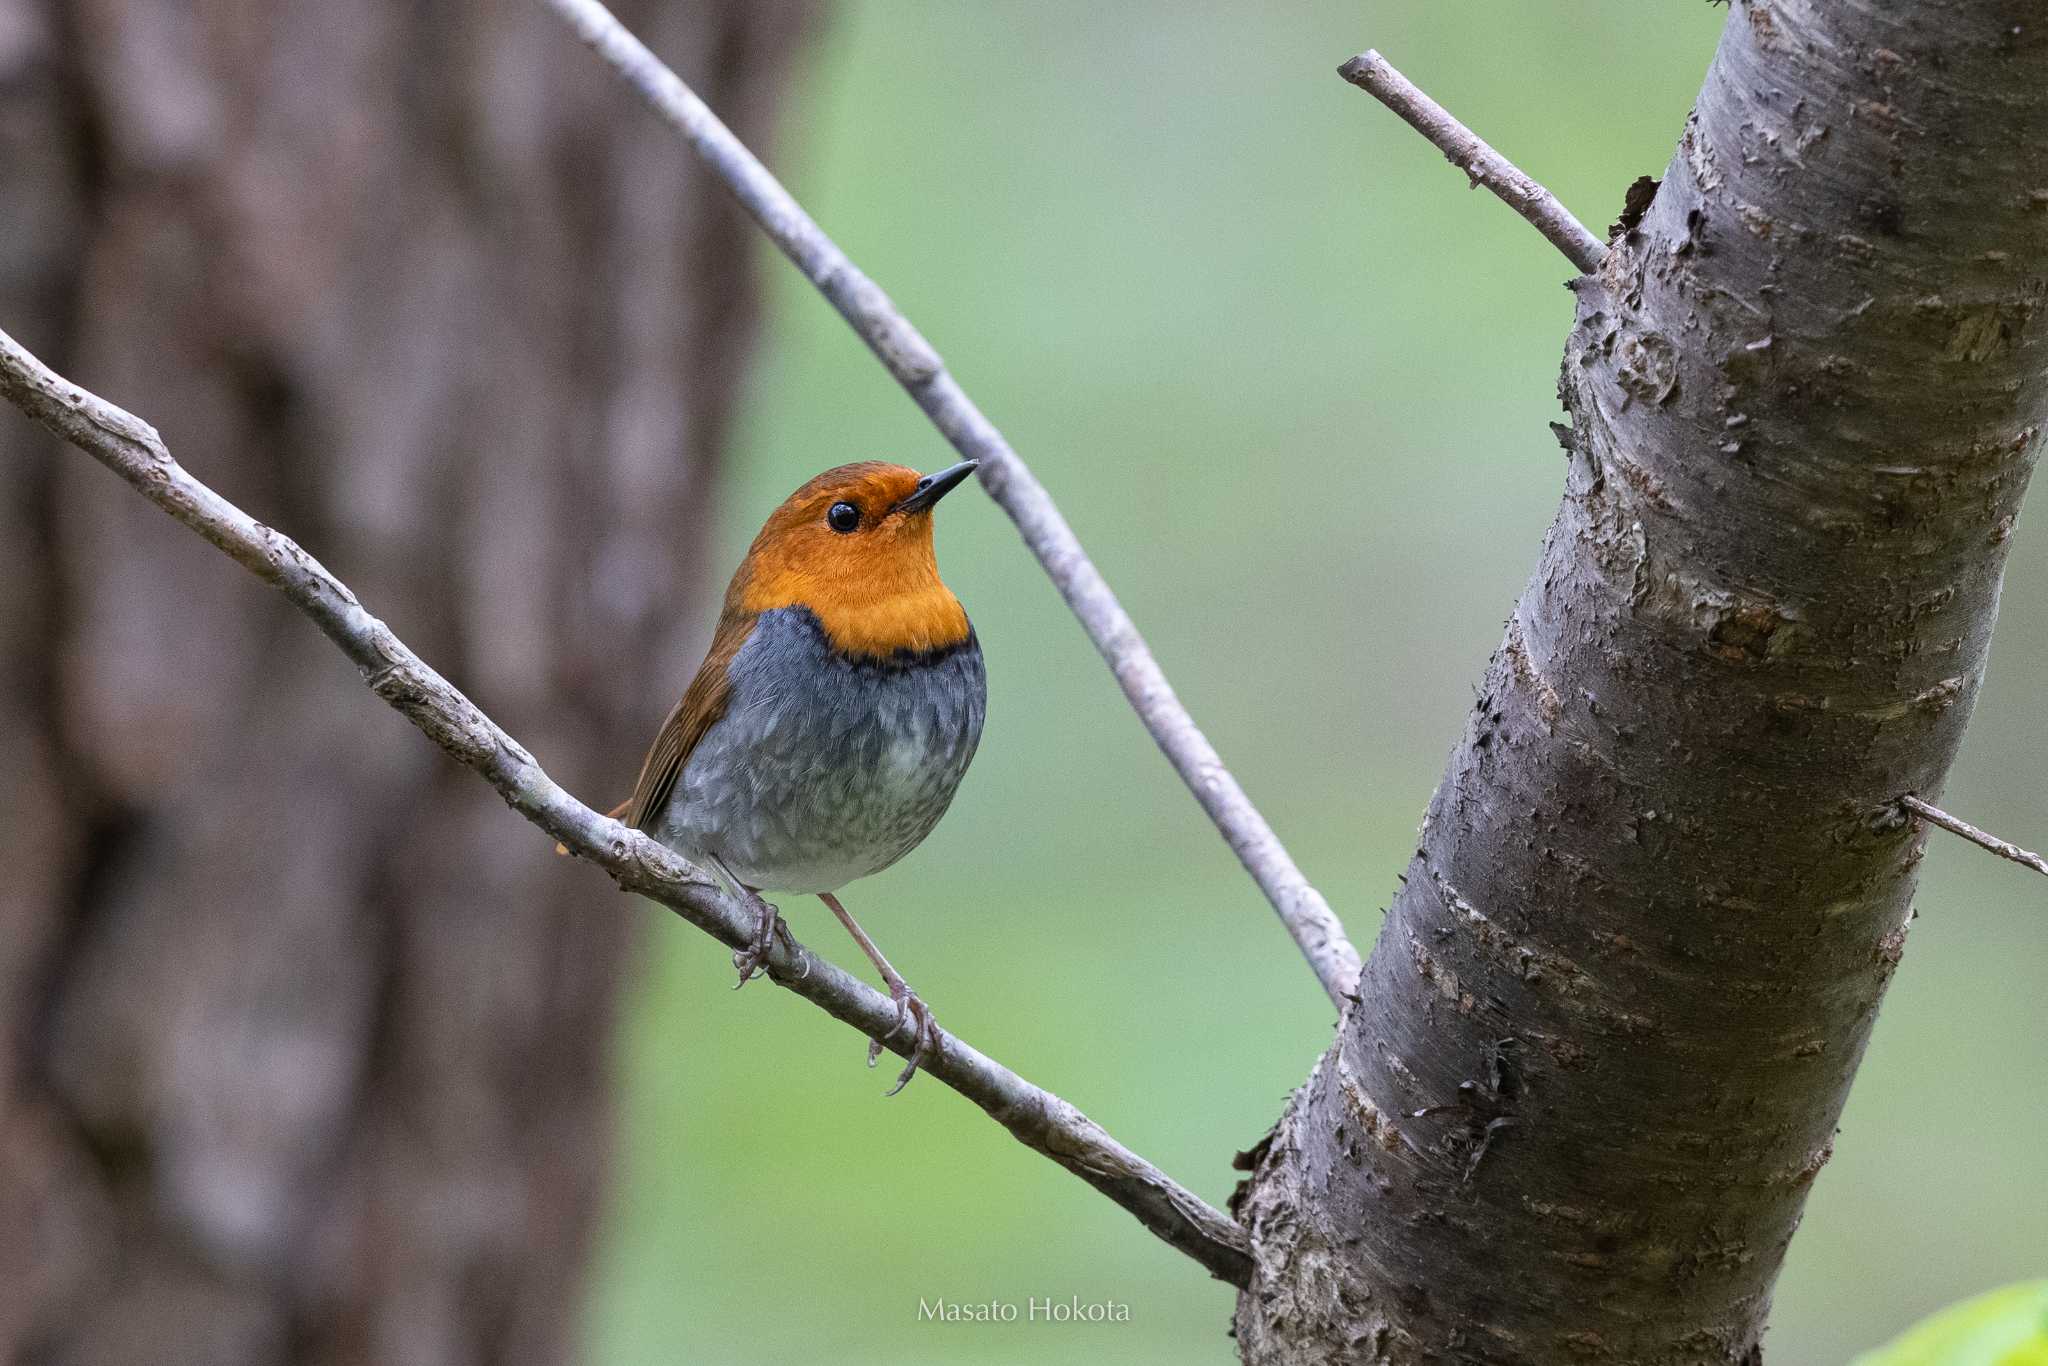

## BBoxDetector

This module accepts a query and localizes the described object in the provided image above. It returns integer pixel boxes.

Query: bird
[602,458,985,1093]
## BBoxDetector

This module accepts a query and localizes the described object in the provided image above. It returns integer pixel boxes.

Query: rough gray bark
[1236,4,2047,1362]
[0,2,809,1362]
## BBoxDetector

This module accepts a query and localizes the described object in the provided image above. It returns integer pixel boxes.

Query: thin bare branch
[1902,794,2048,880]
[542,0,1361,1010]
[0,325,1254,1288]
[1338,50,1607,276]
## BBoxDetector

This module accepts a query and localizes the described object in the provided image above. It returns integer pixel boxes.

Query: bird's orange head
[731,460,979,659]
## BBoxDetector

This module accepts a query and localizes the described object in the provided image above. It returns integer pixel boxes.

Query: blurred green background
[582,3,2048,1363]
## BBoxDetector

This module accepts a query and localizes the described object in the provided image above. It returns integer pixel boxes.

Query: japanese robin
[606,459,985,1092]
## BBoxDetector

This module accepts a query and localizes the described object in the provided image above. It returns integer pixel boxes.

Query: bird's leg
[731,891,781,987]
[819,891,935,1095]
[705,854,785,988]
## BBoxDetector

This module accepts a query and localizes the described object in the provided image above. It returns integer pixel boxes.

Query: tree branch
[0,325,1254,1289]
[541,0,1361,1010]
[1902,795,2048,880]
[1337,50,1606,276]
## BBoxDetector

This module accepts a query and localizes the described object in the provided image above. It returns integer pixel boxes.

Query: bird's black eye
[827,501,861,533]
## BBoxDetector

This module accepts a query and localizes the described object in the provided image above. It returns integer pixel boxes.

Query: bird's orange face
[734,460,977,659]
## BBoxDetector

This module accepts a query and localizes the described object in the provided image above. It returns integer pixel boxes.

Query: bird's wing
[621,611,756,831]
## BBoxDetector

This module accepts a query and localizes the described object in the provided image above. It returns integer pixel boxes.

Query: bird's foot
[867,981,937,1096]
[731,893,786,987]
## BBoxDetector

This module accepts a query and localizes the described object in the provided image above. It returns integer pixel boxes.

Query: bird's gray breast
[653,606,986,893]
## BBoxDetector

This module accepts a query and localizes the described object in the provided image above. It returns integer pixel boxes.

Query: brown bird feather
[620,609,754,830]
[554,609,752,856]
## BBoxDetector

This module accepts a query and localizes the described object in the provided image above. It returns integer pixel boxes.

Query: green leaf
[1853,1282,2048,1366]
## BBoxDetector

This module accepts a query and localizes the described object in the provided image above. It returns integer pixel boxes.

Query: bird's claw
[731,895,785,988]
[866,983,936,1095]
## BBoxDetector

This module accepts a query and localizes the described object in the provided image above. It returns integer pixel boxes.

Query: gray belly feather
[651,606,986,893]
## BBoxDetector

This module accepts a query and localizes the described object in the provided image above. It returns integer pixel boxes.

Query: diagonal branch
[0,325,1254,1289]
[1902,795,2048,881]
[1338,50,1606,276]
[542,0,1361,1010]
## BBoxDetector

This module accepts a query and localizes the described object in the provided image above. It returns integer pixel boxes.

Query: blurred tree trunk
[1235,4,2045,1363]
[0,1,810,1361]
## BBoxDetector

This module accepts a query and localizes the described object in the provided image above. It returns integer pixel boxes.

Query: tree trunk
[0,2,810,1361]
[1235,4,2046,1362]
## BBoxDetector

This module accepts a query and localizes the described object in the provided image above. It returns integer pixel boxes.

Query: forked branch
[543,0,1362,1010]
[0,325,1253,1288]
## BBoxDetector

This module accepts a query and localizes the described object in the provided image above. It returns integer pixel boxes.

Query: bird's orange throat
[800,586,971,659]
[736,522,971,660]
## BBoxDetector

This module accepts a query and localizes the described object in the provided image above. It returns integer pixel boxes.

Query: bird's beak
[895,459,979,515]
